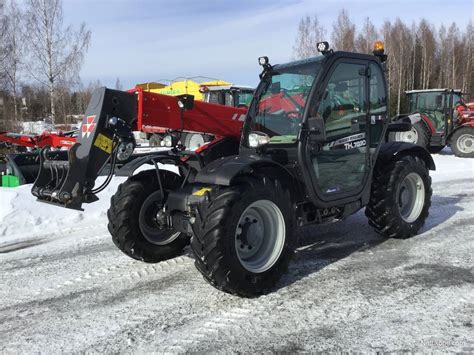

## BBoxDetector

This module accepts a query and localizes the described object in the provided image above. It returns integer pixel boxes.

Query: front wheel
[365,155,432,239]
[191,178,295,296]
[108,170,190,262]
[451,127,474,158]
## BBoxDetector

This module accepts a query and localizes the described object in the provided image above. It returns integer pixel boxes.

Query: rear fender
[376,142,435,170]
[418,112,437,134]
[396,112,435,134]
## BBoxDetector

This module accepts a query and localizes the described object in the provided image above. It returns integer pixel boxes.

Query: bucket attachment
[31,87,137,210]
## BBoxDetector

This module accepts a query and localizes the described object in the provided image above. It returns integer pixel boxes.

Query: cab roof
[272,51,382,72]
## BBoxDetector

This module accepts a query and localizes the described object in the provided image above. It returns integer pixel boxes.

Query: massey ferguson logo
[81,115,96,138]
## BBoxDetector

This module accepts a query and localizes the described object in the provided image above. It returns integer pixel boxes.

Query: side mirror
[307,116,326,141]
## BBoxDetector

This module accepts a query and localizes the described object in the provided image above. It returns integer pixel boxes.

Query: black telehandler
[32,41,435,296]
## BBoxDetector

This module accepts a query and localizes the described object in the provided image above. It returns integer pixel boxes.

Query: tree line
[293,10,474,115]
[1,3,472,132]
[0,0,93,131]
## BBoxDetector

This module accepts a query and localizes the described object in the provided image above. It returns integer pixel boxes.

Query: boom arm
[32,87,246,209]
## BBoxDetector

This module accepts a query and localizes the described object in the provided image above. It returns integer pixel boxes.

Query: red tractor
[390,89,474,157]
[32,42,434,296]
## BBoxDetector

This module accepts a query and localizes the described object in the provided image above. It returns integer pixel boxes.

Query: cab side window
[369,63,387,146]
[317,62,366,138]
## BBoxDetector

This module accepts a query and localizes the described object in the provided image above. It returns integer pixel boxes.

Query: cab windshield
[251,62,320,144]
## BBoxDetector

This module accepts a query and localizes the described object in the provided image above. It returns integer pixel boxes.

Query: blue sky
[62,0,473,89]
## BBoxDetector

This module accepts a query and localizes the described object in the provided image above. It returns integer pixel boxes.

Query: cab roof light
[373,41,387,62]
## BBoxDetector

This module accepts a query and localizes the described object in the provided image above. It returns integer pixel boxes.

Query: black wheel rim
[138,190,180,245]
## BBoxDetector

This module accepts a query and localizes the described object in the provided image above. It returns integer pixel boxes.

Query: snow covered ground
[0,149,473,352]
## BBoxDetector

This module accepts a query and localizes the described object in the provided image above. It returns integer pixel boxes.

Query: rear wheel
[191,177,295,296]
[451,127,474,158]
[390,122,430,148]
[365,155,432,239]
[108,170,190,262]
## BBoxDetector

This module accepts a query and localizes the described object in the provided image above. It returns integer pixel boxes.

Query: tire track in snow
[7,254,193,303]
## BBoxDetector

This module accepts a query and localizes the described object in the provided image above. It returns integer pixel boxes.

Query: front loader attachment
[32,87,137,210]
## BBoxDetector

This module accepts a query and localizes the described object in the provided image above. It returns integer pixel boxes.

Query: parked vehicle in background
[390,89,474,157]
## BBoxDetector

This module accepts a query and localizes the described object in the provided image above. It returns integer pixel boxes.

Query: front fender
[115,151,186,176]
[377,142,435,170]
[194,154,294,186]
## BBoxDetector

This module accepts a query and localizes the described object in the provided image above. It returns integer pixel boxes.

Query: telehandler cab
[32,41,434,296]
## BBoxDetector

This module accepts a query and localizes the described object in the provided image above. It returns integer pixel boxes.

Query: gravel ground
[0,153,473,353]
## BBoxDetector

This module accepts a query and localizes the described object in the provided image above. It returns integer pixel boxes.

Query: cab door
[304,60,371,202]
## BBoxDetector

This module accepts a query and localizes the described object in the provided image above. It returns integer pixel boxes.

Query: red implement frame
[0,132,76,149]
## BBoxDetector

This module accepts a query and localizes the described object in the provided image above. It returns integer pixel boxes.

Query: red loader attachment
[31,87,245,210]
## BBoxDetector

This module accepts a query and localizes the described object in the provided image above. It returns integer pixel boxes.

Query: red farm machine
[31,42,435,296]
[390,89,474,157]
[0,131,77,185]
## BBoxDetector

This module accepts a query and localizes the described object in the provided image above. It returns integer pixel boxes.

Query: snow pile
[0,176,126,243]
[0,162,178,243]
[430,148,474,182]
[21,120,55,134]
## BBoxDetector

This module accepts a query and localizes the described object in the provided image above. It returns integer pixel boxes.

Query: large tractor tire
[390,122,430,149]
[107,170,190,263]
[450,127,474,158]
[365,155,432,239]
[191,177,296,296]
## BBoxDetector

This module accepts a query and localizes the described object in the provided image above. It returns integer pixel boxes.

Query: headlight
[248,132,270,148]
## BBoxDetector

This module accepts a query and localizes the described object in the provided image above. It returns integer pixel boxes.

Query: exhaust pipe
[32,87,137,210]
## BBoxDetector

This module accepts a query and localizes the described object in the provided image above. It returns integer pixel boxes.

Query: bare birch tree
[3,0,25,123]
[24,0,91,125]
[332,9,355,51]
[293,15,326,59]
[355,17,378,54]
